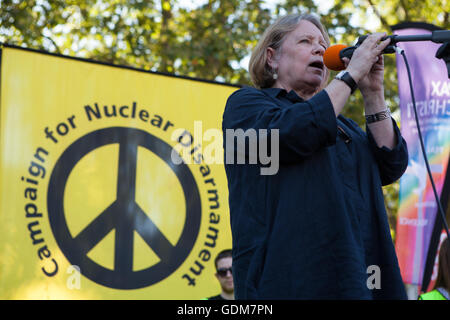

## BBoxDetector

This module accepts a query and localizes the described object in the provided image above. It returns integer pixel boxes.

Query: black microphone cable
[396,46,450,239]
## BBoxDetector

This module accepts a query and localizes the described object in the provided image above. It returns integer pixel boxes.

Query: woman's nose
[314,43,325,55]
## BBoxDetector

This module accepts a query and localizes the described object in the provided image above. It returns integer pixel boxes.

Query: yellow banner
[0,46,236,299]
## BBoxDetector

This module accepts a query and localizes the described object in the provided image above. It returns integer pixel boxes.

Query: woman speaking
[222,13,408,299]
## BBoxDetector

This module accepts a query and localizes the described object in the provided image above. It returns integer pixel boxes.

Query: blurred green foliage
[1,0,448,239]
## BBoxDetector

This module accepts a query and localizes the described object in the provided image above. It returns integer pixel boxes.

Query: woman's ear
[266,47,277,69]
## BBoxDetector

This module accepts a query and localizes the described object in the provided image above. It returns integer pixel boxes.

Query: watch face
[336,71,346,79]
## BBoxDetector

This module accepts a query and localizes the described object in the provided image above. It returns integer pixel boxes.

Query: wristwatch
[335,71,357,94]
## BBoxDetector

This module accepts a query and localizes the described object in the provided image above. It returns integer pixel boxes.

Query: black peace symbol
[47,127,201,289]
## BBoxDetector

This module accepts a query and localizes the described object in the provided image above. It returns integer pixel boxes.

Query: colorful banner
[394,23,450,288]
[0,46,236,299]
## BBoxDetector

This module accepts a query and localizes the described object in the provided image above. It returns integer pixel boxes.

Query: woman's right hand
[342,33,391,83]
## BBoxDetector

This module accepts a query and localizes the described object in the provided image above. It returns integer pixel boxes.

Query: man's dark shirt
[222,86,408,299]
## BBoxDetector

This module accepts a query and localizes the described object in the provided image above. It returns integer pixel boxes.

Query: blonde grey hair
[249,13,330,89]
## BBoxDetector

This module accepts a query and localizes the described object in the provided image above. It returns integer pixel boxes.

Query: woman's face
[270,20,327,95]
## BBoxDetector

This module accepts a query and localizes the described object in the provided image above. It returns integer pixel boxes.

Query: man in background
[207,249,235,300]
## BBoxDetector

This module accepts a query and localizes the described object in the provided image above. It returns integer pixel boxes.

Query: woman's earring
[273,71,278,80]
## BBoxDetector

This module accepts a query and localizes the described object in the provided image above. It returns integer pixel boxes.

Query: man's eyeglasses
[217,267,232,277]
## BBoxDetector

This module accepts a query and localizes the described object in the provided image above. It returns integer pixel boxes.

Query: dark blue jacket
[222,86,408,300]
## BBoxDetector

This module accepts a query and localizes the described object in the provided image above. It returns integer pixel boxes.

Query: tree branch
[160,0,173,71]
[366,0,392,31]
[42,35,61,54]
[398,0,410,22]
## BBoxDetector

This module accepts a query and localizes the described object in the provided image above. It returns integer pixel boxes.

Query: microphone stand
[436,42,450,78]
[382,30,450,78]
[341,30,450,78]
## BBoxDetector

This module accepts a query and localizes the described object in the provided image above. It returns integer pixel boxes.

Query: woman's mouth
[309,61,324,71]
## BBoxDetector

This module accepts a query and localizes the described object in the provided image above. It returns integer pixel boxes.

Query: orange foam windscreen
[323,44,348,71]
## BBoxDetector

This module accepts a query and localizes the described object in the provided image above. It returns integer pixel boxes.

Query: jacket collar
[262,87,304,103]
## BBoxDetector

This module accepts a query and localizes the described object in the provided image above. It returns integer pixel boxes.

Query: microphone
[323,30,450,71]
[323,44,349,71]
[323,42,396,71]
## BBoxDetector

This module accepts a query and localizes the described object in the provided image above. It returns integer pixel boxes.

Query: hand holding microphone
[347,33,392,94]
[324,33,392,84]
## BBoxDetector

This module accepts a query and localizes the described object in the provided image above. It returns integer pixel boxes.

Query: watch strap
[336,71,357,94]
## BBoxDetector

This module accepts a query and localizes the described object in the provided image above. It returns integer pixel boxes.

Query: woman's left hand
[358,54,385,96]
